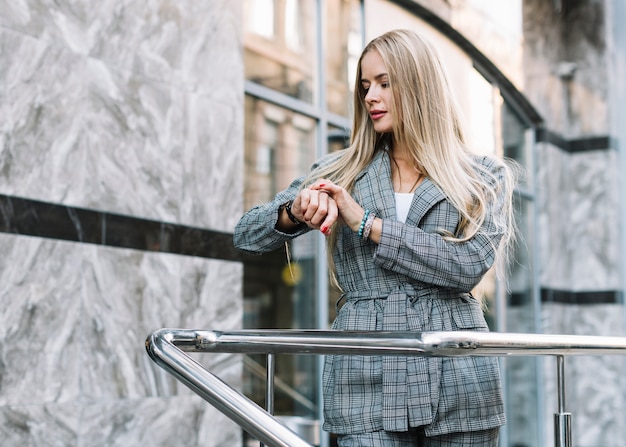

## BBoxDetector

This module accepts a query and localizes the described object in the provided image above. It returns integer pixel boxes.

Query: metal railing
[145,329,626,447]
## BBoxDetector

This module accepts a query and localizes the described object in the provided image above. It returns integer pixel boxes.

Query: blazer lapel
[354,150,447,224]
[406,178,447,226]
[355,150,397,219]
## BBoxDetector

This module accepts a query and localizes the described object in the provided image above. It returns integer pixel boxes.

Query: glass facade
[242,3,360,445]
[244,0,317,103]
[242,1,538,446]
[500,102,541,447]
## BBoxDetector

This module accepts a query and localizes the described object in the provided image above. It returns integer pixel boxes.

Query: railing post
[266,353,276,414]
[554,355,571,447]
[261,353,276,447]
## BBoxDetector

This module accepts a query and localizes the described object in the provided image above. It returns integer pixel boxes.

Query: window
[244,0,317,102]
[246,0,275,39]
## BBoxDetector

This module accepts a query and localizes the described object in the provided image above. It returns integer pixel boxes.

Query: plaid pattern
[337,427,500,447]
[234,149,508,436]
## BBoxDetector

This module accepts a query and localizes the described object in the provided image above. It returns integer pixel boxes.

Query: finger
[308,179,330,189]
[294,190,310,222]
[309,179,339,193]
[309,192,330,227]
[320,199,339,235]
[302,189,321,223]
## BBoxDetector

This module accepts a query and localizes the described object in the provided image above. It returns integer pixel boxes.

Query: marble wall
[0,1,244,446]
[534,141,626,446]
[523,1,626,445]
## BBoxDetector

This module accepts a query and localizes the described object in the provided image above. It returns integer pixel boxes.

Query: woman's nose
[365,88,379,103]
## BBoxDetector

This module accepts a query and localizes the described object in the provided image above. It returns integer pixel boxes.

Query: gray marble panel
[0,32,188,221]
[0,396,242,447]
[0,233,244,445]
[85,0,244,96]
[78,396,241,447]
[0,29,87,200]
[0,1,243,230]
[0,0,242,92]
[180,92,244,231]
[78,243,243,401]
[0,236,83,406]
[536,144,620,291]
[0,403,81,446]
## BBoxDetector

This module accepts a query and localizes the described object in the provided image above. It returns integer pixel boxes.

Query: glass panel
[328,124,350,154]
[246,0,275,38]
[502,101,531,188]
[243,0,317,103]
[325,0,363,116]
[242,96,319,422]
[504,195,540,447]
[467,68,497,156]
[490,96,539,446]
[326,125,350,326]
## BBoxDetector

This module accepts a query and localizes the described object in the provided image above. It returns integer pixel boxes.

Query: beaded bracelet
[362,211,376,241]
[357,209,370,238]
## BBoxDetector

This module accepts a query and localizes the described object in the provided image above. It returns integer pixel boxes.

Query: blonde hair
[305,29,516,286]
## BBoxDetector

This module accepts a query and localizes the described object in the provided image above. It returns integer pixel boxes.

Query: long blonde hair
[306,29,516,284]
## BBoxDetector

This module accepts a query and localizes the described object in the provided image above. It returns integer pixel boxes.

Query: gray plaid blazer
[234,149,507,436]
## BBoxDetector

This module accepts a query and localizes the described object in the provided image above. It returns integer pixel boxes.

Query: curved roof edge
[392,0,544,127]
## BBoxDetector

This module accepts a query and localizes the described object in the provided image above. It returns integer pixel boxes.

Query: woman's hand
[290,188,338,235]
[309,179,365,232]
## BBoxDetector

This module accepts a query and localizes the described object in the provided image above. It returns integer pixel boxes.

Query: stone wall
[0,1,244,446]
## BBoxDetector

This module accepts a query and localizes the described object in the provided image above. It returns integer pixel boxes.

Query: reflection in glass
[502,101,532,188]
[325,0,362,116]
[505,195,539,447]
[244,0,317,103]
[245,0,275,38]
[498,98,538,445]
[328,124,351,154]
[467,68,497,155]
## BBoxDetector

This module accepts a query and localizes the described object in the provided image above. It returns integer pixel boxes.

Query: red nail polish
[321,225,327,233]
[319,183,325,187]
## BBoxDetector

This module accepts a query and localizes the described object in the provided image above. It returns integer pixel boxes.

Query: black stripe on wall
[0,194,242,262]
[535,128,613,153]
[541,288,622,304]
[510,289,622,306]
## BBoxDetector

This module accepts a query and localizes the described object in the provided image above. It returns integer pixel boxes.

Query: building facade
[1,1,625,446]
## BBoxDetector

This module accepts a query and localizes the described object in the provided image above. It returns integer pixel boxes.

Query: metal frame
[145,329,626,447]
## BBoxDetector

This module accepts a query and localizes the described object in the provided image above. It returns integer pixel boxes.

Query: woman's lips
[370,110,386,120]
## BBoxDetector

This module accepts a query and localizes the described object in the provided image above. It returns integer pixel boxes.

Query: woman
[234,29,516,446]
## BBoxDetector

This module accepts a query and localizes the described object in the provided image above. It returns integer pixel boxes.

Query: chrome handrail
[145,329,626,447]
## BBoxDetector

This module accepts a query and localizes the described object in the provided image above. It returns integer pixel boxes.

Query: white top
[395,192,414,223]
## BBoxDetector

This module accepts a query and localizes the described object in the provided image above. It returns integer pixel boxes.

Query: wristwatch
[280,201,303,225]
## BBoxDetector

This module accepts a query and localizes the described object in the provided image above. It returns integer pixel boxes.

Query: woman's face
[360,49,394,134]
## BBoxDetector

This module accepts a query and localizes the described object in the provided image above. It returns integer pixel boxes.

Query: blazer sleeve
[233,175,311,254]
[373,159,509,292]
[233,151,343,254]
